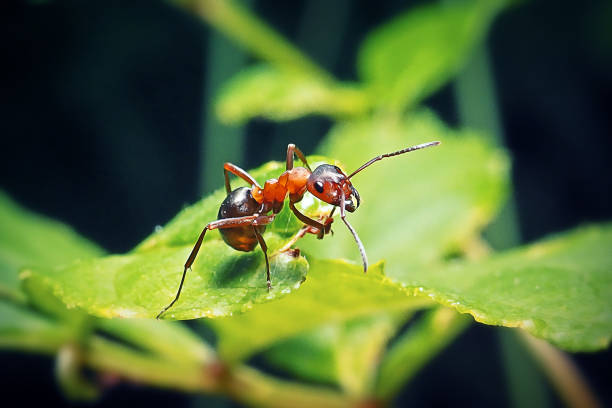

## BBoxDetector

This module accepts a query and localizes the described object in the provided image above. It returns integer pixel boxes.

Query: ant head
[307,164,360,212]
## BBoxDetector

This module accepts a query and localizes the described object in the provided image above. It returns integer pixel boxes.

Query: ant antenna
[347,141,441,180]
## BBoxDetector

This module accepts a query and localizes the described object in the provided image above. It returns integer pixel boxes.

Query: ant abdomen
[218,187,265,252]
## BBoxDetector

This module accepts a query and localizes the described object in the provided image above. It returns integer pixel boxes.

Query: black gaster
[217,187,265,252]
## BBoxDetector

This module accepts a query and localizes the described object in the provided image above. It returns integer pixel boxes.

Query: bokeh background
[1,0,611,407]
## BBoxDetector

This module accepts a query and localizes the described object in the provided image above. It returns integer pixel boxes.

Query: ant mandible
[157,141,440,319]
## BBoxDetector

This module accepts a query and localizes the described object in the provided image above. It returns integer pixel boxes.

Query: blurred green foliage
[1,0,610,407]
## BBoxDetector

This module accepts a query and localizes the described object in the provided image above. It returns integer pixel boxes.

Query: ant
[157,141,440,319]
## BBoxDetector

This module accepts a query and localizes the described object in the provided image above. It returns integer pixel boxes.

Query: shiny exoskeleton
[157,141,440,319]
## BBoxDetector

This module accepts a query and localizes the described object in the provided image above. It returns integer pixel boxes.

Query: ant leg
[286,144,312,172]
[224,163,262,190]
[156,214,275,319]
[289,200,326,238]
[252,227,271,290]
[156,225,210,319]
[276,206,336,254]
[224,169,231,194]
[275,224,316,253]
[323,206,336,235]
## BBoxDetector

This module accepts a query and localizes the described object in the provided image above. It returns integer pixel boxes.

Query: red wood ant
[157,141,440,319]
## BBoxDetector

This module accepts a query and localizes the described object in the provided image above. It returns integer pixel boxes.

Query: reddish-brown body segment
[252,166,310,213]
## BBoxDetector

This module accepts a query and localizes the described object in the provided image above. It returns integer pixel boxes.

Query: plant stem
[87,336,214,392]
[454,42,545,408]
[454,43,520,251]
[186,0,332,81]
[228,365,350,408]
[82,334,352,407]
[518,331,601,408]
[455,42,600,408]
[498,329,551,408]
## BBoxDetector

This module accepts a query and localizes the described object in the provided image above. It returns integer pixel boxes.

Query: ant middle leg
[286,144,312,172]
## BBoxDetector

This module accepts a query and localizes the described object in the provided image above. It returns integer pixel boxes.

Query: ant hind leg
[252,227,271,290]
[156,225,210,319]
[156,214,275,319]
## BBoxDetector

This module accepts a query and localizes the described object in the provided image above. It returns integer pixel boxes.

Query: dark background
[1,0,611,407]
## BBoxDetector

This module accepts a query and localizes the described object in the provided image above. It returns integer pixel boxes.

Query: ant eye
[314,181,324,193]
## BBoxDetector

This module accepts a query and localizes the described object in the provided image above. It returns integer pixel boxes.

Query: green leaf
[0,190,103,301]
[302,111,509,275]
[21,274,89,323]
[264,323,338,385]
[23,242,308,320]
[357,0,505,110]
[215,65,369,124]
[95,318,215,364]
[209,259,432,362]
[396,224,612,352]
[265,313,406,396]
[332,314,404,396]
[22,160,331,320]
[0,299,72,353]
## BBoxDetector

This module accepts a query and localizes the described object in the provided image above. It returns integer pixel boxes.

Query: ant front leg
[156,214,275,320]
[289,200,327,239]
[286,144,312,171]
[276,207,336,254]
[321,206,336,236]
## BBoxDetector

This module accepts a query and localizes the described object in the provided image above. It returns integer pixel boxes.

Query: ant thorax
[251,166,310,212]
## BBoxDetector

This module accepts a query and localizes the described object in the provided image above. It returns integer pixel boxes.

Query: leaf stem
[517,331,601,408]
[228,364,351,408]
[185,0,332,81]
[84,334,353,407]
[86,336,214,392]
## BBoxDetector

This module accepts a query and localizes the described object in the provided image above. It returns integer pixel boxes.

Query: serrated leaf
[216,110,506,375]
[396,224,612,352]
[215,65,369,123]
[23,236,308,320]
[21,160,339,320]
[209,259,432,362]
[260,111,507,385]
[357,0,504,110]
[0,190,103,301]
